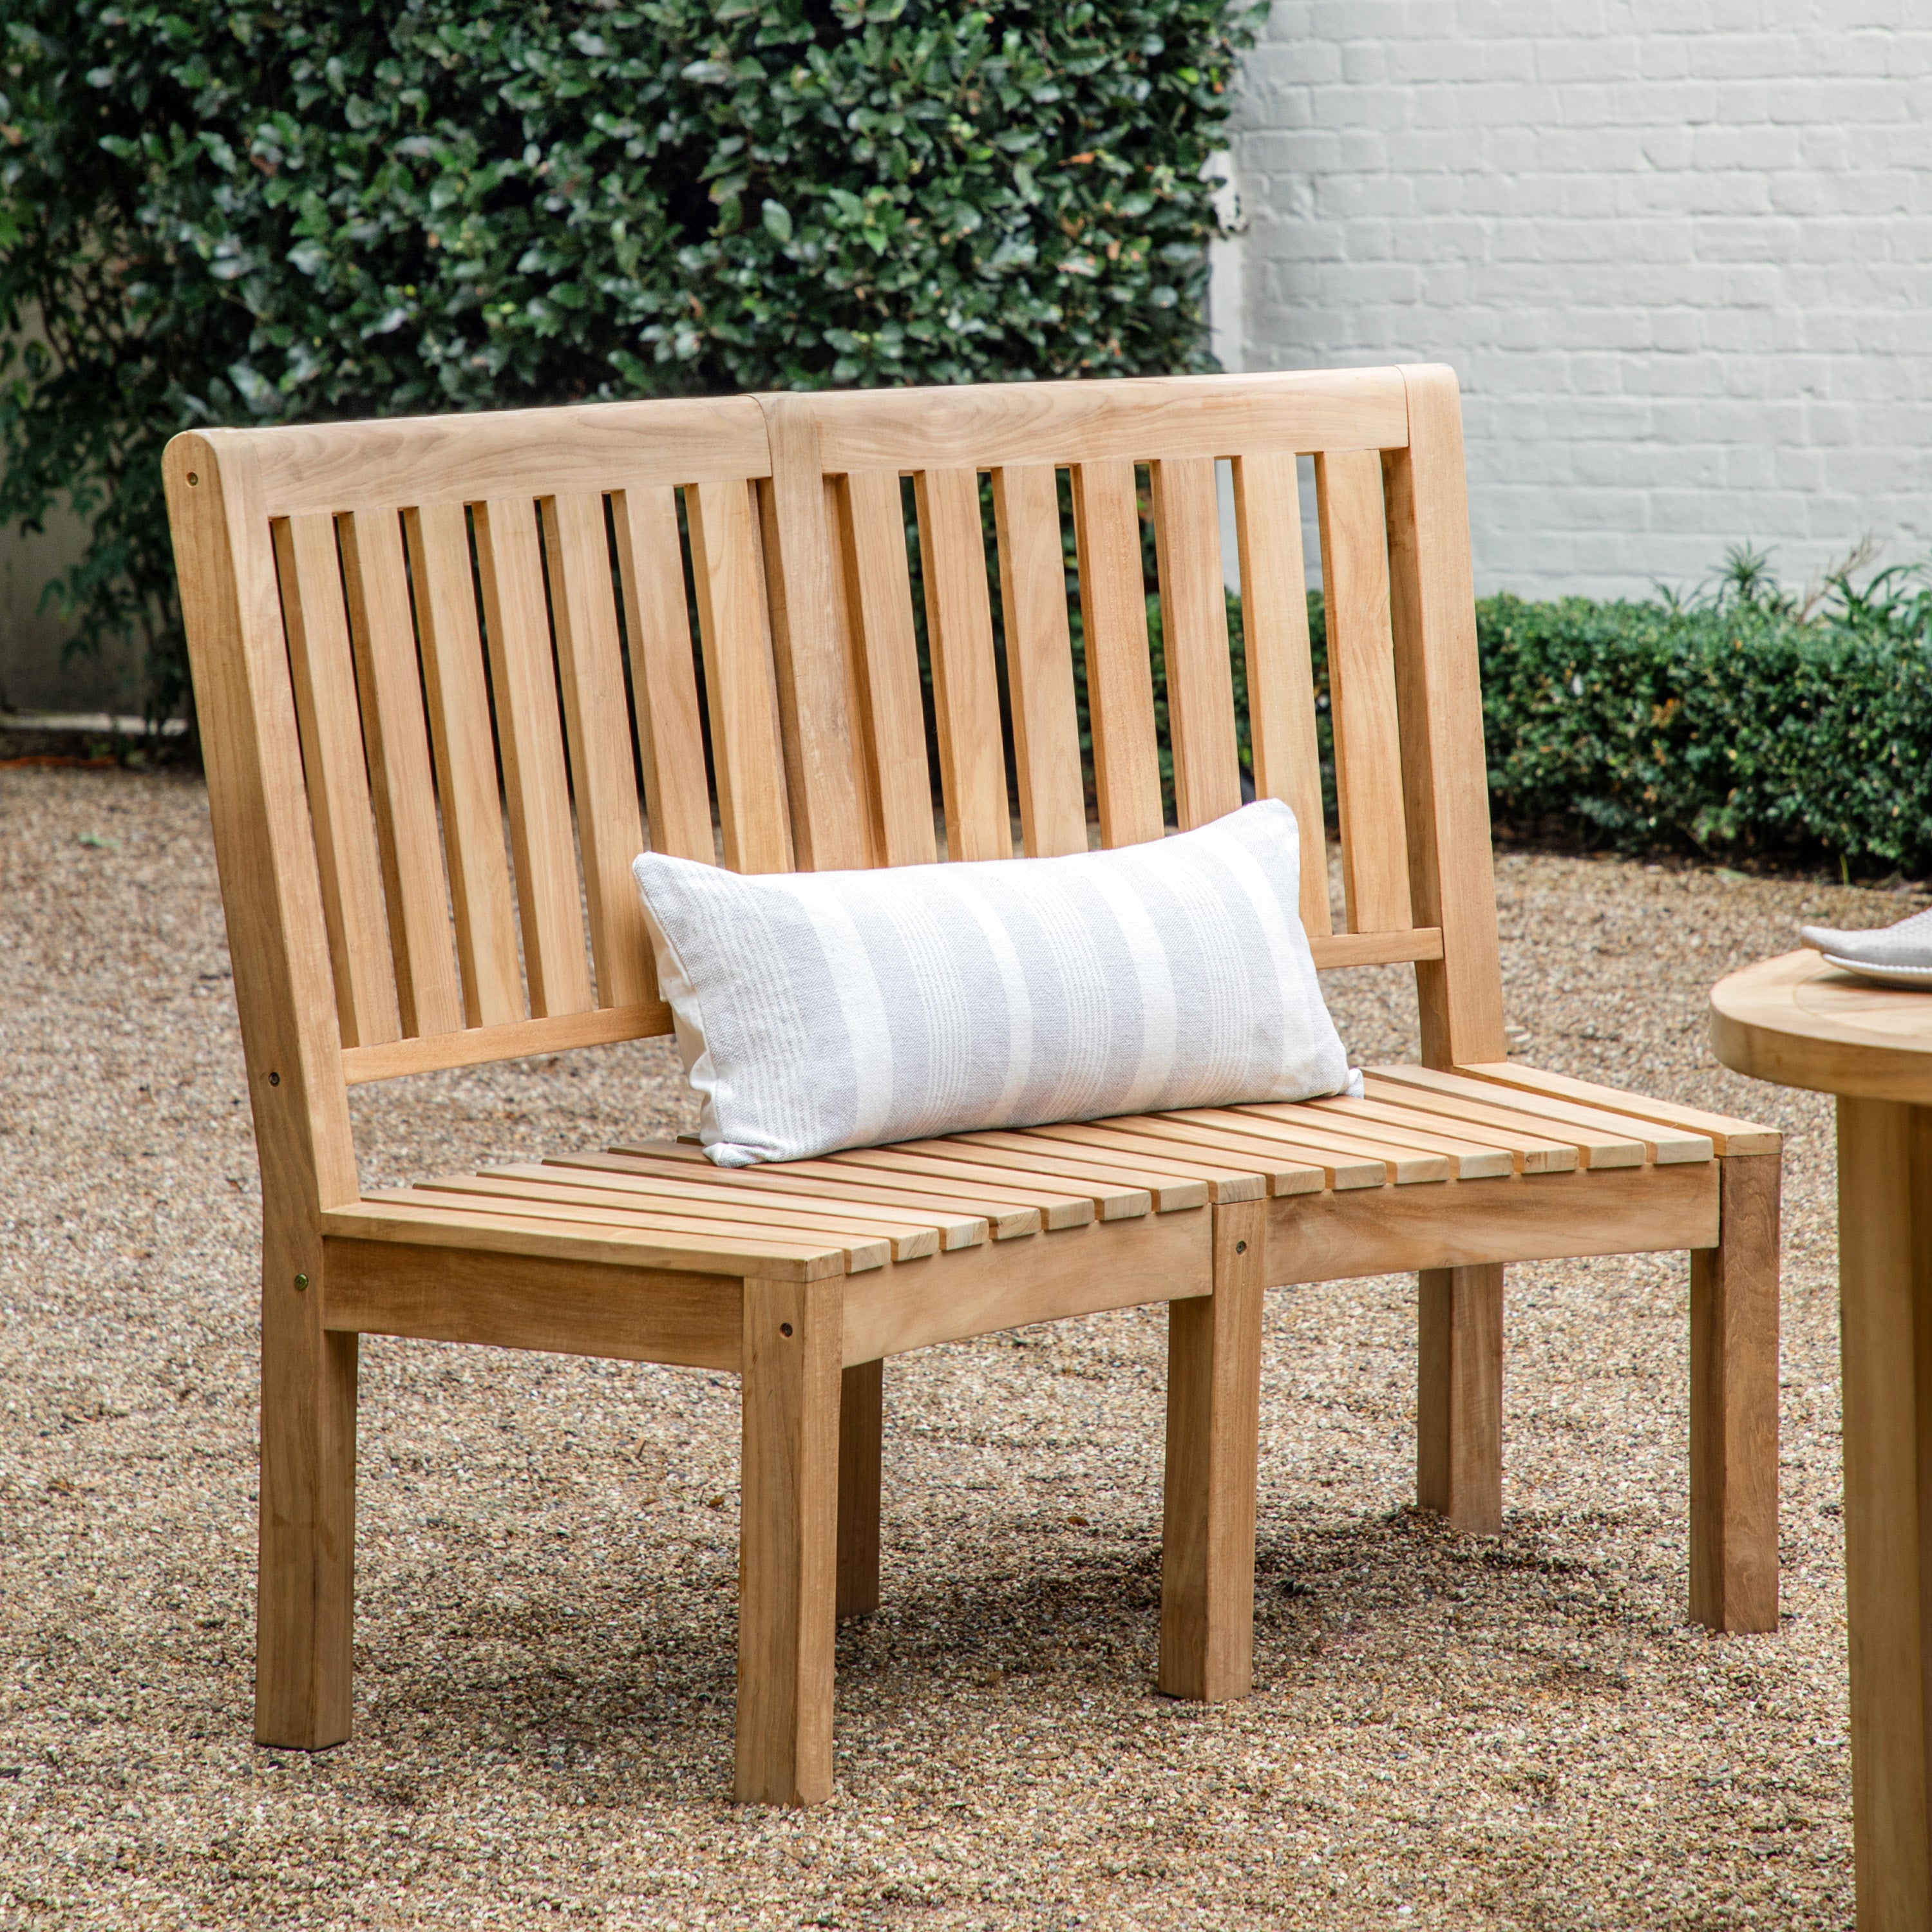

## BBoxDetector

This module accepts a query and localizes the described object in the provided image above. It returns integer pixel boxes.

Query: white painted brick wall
[1220,1,1932,599]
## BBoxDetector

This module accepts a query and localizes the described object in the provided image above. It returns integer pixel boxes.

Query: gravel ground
[4,765,1925,1930]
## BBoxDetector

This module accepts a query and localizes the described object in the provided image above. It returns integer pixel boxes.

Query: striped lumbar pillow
[631,799,1356,1168]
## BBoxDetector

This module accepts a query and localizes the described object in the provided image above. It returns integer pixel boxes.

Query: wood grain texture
[321,1197,846,1281]
[755,395,872,871]
[270,513,400,1049]
[1711,949,1932,1112]
[1265,1160,1720,1287]
[1459,1060,1772,1155]
[687,478,795,876]
[991,464,1087,857]
[1417,1264,1503,1535]
[1160,1198,1264,1700]
[912,1132,1209,1212]
[341,1002,668,1083]
[800,366,1410,473]
[611,486,715,865]
[204,392,773,518]
[838,1359,884,1620]
[472,495,596,1016]
[1690,1153,1781,1634]
[836,469,938,867]
[737,1276,842,1804]
[321,1235,741,1370]
[1231,452,1329,933]
[402,502,524,1027]
[1151,457,1242,831]
[838,1202,1211,1363]
[1360,1071,1642,1169]
[1314,448,1413,934]
[540,491,652,1006]
[1071,460,1164,849]
[337,506,464,1039]
[1385,366,1508,1066]
[1835,1097,1932,1931]
[914,466,1011,861]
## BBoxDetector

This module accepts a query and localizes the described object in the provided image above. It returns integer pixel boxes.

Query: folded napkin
[1801,904,1932,969]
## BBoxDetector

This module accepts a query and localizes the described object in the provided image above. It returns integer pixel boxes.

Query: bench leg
[736,1276,841,1805]
[837,1360,883,1620]
[1417,1264,1503,1534]
[256,1242,357,1748]
[1690,1151,1780,1633]
[1160,1198,1265,1701]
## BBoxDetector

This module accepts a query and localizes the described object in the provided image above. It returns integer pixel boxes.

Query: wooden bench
[162,364,1779,1806]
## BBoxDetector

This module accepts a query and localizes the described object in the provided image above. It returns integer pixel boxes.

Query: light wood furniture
[164,365,1780,1807]
[1714,948,1932,1930]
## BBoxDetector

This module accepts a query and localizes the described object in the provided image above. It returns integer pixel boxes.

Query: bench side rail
[760,366,1507,1066]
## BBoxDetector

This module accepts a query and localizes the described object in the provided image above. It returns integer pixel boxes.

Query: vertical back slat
[1384,365,1508,1066]
[1315,450,1414,933]
[913,467,1009,862]
[1150,457,1242,830]
[472,497,596,1016]
[270,515,401,1048]
[686,478,795,876]
[1070,460,1164,848]
[402,502,524,1027]
[1231,454,1331,936]
[612,486,715,865]
[835,469,938,868]
[337,508,464,1039]
[542,491,651,1006]
[990,465,1086,857]
[756,397,873,871]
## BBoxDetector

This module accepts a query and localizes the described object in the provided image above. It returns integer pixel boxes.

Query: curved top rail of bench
[1710,948,1932,1104]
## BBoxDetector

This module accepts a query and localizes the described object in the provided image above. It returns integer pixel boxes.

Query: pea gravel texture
[5,766,1921,1929]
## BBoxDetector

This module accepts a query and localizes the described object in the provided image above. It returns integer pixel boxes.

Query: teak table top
[1711,947,1932,1104]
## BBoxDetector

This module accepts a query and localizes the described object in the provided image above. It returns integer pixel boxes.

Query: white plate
[1821,952,1932,990]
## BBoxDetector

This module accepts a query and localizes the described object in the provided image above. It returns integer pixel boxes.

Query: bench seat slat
[1017,1122,1269,1201]
[1369,1065,1717,1162]
[1453,1062,1777,1157]
[547,1151,989,1245]
[498,1160,986,1251]
[1358,1075,1641,1169]
[415,1172,943,1263]
[1163,1111,1389,1190]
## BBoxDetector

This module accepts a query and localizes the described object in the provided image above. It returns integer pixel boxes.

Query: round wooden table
[1712,948,1932,1931]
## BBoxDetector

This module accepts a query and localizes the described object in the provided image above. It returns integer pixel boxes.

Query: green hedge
[0,0,1258,726]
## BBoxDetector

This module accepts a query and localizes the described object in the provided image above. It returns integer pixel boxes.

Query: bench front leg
[256,1235,357,1748]
[1160,1198,1265,1701]
[737,1276,842,1804]
[1690,1151,1780,1633]
[1417,1264,1504,1534]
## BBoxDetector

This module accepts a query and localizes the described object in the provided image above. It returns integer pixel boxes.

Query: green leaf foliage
[0,0,1260,731]
[1457,589,1932,877]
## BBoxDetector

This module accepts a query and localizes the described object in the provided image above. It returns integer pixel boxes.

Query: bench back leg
[256,1241,357,1748]
[1160,1200,1265,1701]
[736,1277,842,1804]
[837,1360,884,1620]
[1417,1264,1504,1535]
[1690,1151,1781,1633]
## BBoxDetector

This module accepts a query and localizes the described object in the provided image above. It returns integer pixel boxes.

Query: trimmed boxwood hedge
[0,0,1259,727]
[1294,585,1932,880]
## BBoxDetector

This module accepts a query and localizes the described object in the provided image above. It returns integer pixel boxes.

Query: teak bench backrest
[162,365,1506,1217]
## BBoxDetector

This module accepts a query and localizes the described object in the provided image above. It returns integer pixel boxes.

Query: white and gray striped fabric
[632,799,1357,1168]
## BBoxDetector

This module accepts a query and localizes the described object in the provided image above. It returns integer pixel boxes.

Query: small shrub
[0,0,1260,730]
